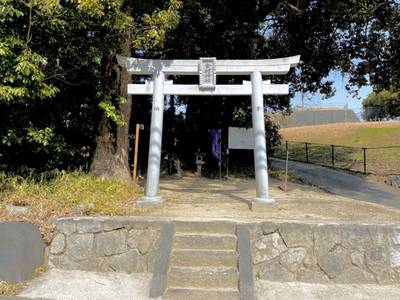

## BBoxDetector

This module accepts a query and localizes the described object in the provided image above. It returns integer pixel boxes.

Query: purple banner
[209,129,222,163]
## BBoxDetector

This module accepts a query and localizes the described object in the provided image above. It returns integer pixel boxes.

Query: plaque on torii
[117,55,300,208]
[199,57,216,90]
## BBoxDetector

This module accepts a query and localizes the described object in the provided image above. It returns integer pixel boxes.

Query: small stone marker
[0,222,45,283]
[194,150,205,177]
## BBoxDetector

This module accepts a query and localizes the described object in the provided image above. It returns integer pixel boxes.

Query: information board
[228,127,254,150]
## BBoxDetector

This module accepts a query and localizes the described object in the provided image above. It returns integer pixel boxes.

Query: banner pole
[226,148,229,177]
[219,129,222,179]
[133,124,140,182]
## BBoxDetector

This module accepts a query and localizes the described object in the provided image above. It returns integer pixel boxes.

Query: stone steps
[167,266,239,289]
[163,288,240,300]
[162,222,241,298]
[174,221,236,235]
[170,249,237,268]
[173,233,237,250]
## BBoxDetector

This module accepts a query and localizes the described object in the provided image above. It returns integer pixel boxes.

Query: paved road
[271,158,400,209]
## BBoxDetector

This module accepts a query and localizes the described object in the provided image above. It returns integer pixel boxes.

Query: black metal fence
[273,141,400,175]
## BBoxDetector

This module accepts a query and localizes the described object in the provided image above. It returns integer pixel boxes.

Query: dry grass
[280,121,400,147]
[0,281,26,296]
[0,171,141,243]
[0,267,47,296]
[277,121,400,175]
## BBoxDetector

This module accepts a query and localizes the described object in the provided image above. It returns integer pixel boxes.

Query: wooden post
[331,145,335,168]
[133,124,140,182]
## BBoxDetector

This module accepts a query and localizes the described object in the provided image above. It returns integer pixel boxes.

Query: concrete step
[167,266,239,289]
[174,221,236,235]
[163,288,240,300]
[171,249,237,268]
[173,233,237,250]
[0,296,51,300]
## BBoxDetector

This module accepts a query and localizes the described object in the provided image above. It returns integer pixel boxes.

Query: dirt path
[135,175,400,223]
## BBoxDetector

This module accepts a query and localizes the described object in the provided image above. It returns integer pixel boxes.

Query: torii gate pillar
[140,71,165,204]
[251,71,274,203]
[117,55,300,207]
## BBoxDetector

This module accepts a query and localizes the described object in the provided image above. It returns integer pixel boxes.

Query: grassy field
[280,121,400,146]
[275,121,400,175]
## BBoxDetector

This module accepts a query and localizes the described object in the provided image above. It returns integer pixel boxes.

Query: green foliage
[99,95,127,126]
[363,89,400,120]
[0,0,182,173]
[0,38,58,102]
[134,0,182,51]
[0,0,23,23]
[26,127,55,146]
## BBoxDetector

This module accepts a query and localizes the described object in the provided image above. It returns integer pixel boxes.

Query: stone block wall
[49,217,161,273]
[250,221,400,284]
[49,217,400,285]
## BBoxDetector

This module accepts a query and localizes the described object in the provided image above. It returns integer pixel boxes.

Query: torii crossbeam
[117,55,300,208]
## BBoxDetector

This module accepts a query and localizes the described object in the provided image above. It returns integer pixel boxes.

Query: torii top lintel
[117,55,300,76]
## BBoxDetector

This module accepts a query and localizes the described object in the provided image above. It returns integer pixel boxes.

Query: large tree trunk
[90,48,132,182]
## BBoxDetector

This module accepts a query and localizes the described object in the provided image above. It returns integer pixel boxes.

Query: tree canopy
[0,0,181,174]
[150,0,400,172]
[363,89,400,120]
[1,0,400,176]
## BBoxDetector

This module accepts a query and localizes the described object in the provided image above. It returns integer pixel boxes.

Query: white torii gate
[117,55,300,207]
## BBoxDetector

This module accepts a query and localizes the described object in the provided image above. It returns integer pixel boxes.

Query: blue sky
[291,71,372,118]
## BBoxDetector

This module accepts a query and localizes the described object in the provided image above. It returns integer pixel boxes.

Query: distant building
[270,108,360,128]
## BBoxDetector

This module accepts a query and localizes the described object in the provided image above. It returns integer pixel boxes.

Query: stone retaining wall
[49,217,161,273]
[249,221,400,284]
[50,217,400,284]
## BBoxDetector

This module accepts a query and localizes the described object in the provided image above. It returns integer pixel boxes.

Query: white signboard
[228,127,254,150]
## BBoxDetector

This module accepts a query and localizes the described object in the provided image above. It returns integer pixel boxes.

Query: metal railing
[273,141,400,175]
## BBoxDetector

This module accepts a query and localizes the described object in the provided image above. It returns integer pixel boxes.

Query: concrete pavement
[6,270,400,300]
[16,270,155,300]
[272,158,400,208]
[256,280,400,300]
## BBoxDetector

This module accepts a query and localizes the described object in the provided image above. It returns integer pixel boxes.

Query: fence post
[363,148,367,174]
[285,140,288,157]
[331,145,335,168]
[305,142,309,163]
